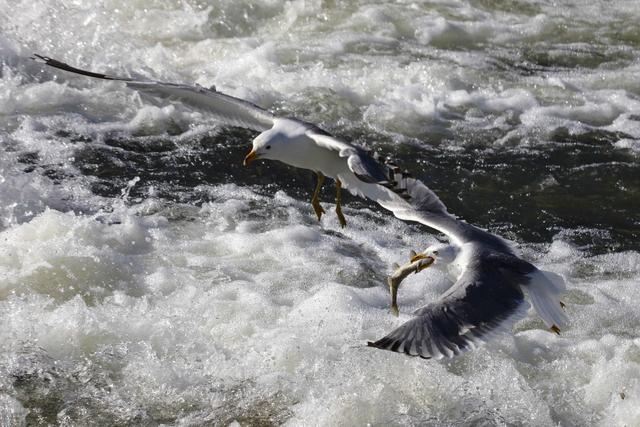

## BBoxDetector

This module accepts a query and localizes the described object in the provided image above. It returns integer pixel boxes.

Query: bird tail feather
[526,270,568,330]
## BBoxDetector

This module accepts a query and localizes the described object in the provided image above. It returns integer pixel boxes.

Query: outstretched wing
[307,131,509,249]
[368,255,528,359]
[32,54,276,132]
[308,131,398,182]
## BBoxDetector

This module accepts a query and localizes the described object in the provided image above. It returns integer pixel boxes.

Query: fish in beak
[387,255,435,316]
[243,149,259,166]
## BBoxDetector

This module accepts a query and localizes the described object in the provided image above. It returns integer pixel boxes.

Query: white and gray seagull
[371,237,568,359]
[33,54,417,228]
[33,54,568,359]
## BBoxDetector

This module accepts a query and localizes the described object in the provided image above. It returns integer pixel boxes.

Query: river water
[1,0,639,425]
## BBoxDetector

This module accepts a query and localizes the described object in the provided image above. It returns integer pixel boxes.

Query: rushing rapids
[1,0,639,425]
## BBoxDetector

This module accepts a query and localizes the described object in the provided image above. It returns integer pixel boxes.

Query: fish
[387,252,435,316]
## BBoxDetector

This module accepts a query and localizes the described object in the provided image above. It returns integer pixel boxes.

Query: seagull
[33,54,569,359]
[368,231,569,359]
[32,54,421,228]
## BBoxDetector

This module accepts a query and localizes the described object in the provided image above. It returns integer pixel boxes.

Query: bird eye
[433,250,439,256]
[266,145,271,150]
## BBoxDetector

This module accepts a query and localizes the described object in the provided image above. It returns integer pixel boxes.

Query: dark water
[31,123,637,254]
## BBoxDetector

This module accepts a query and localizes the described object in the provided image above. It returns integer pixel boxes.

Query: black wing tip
[31,53,127,82]
[31,53,68,69]
[367,340,432,359]
[31,53,49,63]
[357,149,423,202]
[366,339,391,349]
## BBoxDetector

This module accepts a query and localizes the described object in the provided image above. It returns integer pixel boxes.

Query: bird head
[243,129,287,166]
[410,243,458,266]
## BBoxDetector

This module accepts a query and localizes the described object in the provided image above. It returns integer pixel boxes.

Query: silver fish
[387,253,434,316]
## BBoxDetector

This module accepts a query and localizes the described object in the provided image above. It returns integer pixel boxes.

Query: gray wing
[368,255,528,359]
[307,131,508,248]
[308,132,409,185]
[32,54,276,132]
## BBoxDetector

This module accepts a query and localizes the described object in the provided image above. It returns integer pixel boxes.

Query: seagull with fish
[33,54,569,359]
[375,241,568,359]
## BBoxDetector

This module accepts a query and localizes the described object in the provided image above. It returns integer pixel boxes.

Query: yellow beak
[243,149,259,166]
[410,252,429,263]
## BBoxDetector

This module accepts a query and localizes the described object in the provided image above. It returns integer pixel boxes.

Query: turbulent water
[1,0,639,425]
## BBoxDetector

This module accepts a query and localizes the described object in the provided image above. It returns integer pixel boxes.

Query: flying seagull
[368,230,568,359]
[32,54,423,228]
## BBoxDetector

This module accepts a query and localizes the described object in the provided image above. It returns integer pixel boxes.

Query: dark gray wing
[308,132,447,209]
[32,54,276,132]
[346,148,390,184]
[368,255,528,359]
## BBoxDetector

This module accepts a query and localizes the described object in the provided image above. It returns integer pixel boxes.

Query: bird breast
[287,136,348,178]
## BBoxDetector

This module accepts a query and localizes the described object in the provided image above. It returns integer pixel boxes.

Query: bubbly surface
[1,1,639,425]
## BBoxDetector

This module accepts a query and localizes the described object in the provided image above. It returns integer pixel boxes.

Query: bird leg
[311,171,326,221]
[335,178,347,228]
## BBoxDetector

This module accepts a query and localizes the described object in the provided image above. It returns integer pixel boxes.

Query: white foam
[0,394,27,427]
[0,186,637,424]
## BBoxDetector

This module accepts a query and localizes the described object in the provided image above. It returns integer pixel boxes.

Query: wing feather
[307,132,511,249]
[32,54,275,132]
[368,255,528,359]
